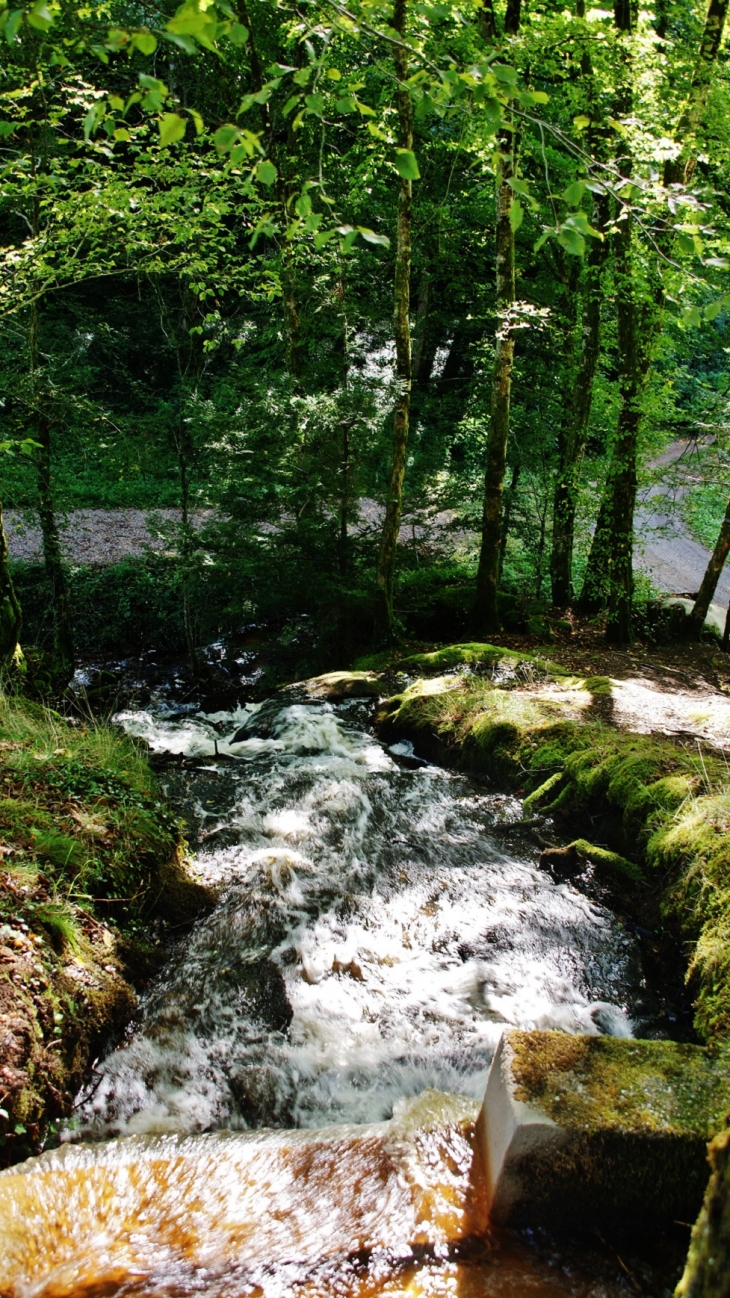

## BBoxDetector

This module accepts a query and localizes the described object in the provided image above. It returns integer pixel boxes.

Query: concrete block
[478,1030,730,1230]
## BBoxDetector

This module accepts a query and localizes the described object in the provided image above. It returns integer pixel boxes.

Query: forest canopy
[1,0,729,683]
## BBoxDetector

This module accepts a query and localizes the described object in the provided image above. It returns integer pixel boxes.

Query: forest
[4,4,730,1297]
[1,0,729,682]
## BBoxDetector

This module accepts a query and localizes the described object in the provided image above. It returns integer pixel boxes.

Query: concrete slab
[478,1030,730,1230]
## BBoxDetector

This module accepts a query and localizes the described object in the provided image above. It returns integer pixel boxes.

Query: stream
[0,690,689,1296]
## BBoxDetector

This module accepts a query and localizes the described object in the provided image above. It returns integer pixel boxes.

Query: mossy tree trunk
[550,192,609,608]
[376,0,413,638]
[0,500,22,669]
[676,1126,730,1298]
[474,0,521,636]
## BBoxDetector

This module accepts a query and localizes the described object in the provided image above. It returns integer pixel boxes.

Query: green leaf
[159,112,187,146]
[358,227,390,247]
[214,123,239,153]
[705,300,723,322]
[557,226,585,257]
[314,228,338,249]
[573,114,591,130]
[132,30,157,54]
[189,108,204,135]
[354,98,376,116]
[295,192,312,217]
[509,199,523,232]
[228,22,249,45]
[677,232,695,255]
[562,180,585,206]
[530,89,549,104]
[113,127,131,141]
[335,95,357,114]
[28,0,53,30]
[327,67,341,80]
[0,121,16,137]
[256,159,277,186]
[4,10,24,43]
[304,94,324,115]
[282,96,300,117]
[395,149,420,180]
[492,63,518,85]
[684,307,702,328]
[292,67,311,86]
[533,229,551,253]
[367,121,387,140]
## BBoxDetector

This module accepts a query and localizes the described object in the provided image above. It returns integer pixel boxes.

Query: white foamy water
[73,697,665,1141]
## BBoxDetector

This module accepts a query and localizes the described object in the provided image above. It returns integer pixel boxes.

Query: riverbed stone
[478,1030,730,1230]
[297,670,381,700]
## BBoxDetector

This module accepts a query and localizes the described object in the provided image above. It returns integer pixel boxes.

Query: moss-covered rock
[480,1029,730,1231]
[0,692,212,1167]
[293,670,381,701]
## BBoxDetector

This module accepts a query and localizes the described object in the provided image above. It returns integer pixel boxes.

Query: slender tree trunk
[178,444,199,675]
[664,0,729,189]
[577,489,611,613]
[473,0,520,636]
[550,194,609,606]
[499,461,520,580]
[0,501,22,670]
[689,498,730,635]
[605,216,641,644]
[29,306,74,687]
[376,0,413,637]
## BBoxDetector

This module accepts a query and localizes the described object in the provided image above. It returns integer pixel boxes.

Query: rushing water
[0,691,687,1297]
[74,693,670,1140]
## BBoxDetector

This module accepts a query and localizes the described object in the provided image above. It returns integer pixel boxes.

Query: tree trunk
[375,0,413,637]
[35,415,74,686]
[675,1124,730,1298]
[689,498,730,635]
[577,488,611,613]
[550,197,609,607]
[0,500,22,670]
[474,127,518,635]
[664,0,729,189]
[29,306,74,688]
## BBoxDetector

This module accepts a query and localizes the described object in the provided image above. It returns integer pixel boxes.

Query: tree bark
[474,115,518,635]
[0,500,22,670]
[689,498,730,635]
[29,305,74,687]
[376,0,413,637]
[664,0,729,189]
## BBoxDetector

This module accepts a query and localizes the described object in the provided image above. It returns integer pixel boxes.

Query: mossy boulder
[293,670,381,701]
[480,1030,730,1231]
[677,1124,730,1298]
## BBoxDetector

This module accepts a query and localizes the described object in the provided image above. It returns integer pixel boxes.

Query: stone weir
[0,1034,728,1296]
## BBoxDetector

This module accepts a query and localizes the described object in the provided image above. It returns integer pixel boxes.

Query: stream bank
[0,692,211,1168]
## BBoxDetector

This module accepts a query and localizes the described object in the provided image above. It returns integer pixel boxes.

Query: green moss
[0,690,213,1168]
[569,839,644,882]
[401,641,565,679]
[523,771,564,814]
[509,1031,730,1137]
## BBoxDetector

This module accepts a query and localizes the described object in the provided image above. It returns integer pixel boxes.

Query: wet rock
[296,671,381,702]
[478,1029,730,1231]
[539,844,580,877]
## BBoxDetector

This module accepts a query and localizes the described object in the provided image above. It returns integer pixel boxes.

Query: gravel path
[5,445,723,611]
[5,509,214,566]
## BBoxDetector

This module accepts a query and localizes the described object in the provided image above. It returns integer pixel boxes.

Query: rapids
[73,694,670,1140]
[0,691,688,1297]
